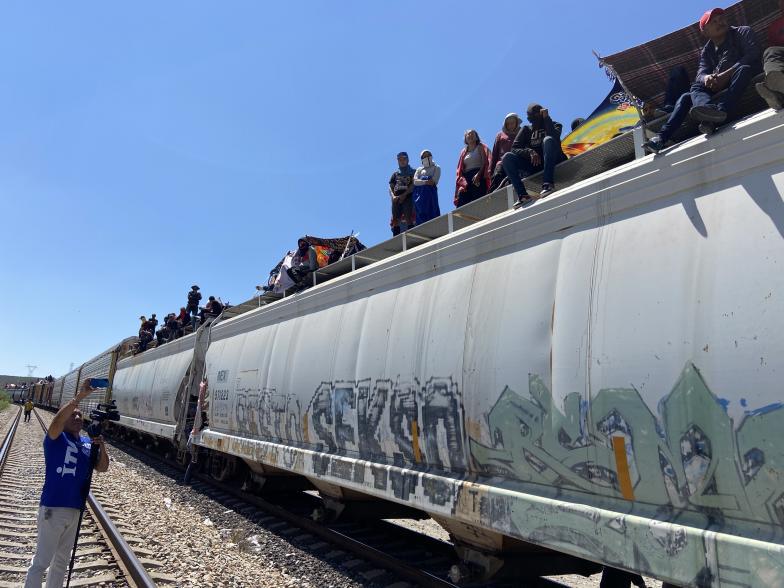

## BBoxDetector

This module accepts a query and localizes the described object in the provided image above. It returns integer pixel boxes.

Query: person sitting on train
[501,103,566,203]
[137,327,153,352]
[166,312,183,340]
[454,129,492,208]
[755,0,784,110]
[155,321,171,346]
[176,306,189,332]
[199,296,224,324]
[286,238,318,290]
[489,113,522,192]
[186,285,202,330]
[643,8,761,153]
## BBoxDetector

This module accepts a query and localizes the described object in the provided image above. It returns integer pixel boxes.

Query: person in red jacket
[756,0,784,109]
[454,129,491,208]
[489,113,521,191]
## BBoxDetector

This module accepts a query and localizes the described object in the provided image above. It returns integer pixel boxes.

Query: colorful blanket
[561,80,642,158]
[600,0,778,107]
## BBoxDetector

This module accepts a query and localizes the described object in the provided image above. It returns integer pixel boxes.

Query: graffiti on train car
[304,376,466,472]
[470,362,784,527]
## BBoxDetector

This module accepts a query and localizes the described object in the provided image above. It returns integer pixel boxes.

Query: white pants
[25,506,81,588]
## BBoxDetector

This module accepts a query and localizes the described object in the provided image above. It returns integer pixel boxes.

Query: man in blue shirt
[644,8,761,152]
[25,380,110,588]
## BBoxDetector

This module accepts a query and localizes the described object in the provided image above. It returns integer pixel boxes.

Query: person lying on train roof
[643,7,762,153]
[755,0,784,110]
[501,103,566,204]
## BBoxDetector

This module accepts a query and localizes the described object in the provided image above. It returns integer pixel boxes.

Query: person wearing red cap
[643,7,761,153]
[756,0,784,110]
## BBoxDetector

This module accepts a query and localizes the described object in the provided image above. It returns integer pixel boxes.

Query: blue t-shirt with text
[40,432,92,509]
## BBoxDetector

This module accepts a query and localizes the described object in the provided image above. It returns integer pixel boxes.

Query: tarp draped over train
[264,234,366,294]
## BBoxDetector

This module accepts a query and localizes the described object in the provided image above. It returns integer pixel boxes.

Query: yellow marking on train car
[411,419,422,463]
[612,436,635,501]
[302,414,310,444]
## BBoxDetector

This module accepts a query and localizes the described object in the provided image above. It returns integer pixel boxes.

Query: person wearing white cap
[412,150,441,225]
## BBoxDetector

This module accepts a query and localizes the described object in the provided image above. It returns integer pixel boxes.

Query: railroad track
[106,432,574,588]
[0,407,156,588]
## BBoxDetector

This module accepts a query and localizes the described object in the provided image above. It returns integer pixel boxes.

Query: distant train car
[50,376,66,409]
[112,335,196,441]
[72,337,136,419]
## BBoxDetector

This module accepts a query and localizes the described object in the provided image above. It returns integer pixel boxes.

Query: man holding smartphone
[25,380,110,588]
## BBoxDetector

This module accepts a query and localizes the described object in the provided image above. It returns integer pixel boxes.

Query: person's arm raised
[48,380,93,440]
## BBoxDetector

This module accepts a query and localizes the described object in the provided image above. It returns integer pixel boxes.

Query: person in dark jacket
[501,103,566,202]
[644,8,761,152]
[199,296,223,324]
[286,238,318,290]
[389,152,416,236]
[186,285,202,330]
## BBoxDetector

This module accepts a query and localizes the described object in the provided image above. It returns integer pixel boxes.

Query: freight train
[35,109,784,588]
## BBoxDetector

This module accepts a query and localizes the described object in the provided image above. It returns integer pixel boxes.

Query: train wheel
[209,453,234,482]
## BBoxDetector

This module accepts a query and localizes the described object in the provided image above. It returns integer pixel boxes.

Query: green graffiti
[469,363,784,585]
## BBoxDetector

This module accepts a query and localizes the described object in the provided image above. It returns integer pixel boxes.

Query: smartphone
[89,378,109,388]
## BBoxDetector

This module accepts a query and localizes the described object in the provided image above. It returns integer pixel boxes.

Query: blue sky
[1,1,708,377]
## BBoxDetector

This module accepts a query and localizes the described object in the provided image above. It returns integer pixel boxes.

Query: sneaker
[698,121,716,136]
[767,70,784,94]
[540,183,555,197]
[513,195,533,209]
[756,81,784,110]
[642,135,665,153]
[689,105,727,124]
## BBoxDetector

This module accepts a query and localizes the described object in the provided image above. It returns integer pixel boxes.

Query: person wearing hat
[388,152,416,236]
[756,0,784,110]
[489,113,522,192]
[501,103,566,202]
[186,285,202,331]
[412,150,441,226]
[643,8,761,153]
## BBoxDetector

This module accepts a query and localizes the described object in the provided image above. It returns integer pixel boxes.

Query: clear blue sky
[1,1,707,377]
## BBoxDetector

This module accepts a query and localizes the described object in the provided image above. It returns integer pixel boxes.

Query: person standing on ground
[756,0,784,109]
[412,149,441,225]
[24,399,34,422]
[454,129,491,207]
[25,380,110,588]
[389,152,416,236]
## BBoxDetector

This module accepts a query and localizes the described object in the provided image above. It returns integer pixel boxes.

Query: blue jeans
[658,64,757,142]
[501,135,562,198]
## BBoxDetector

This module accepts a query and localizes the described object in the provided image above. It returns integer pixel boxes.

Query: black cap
[397,151,408,158]
[191,285,199,290]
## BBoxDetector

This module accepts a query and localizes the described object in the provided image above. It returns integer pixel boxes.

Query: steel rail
[0,406,22,476]
[32,409,156,588]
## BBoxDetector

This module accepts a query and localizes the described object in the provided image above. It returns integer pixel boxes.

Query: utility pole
[26,364,38,378]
